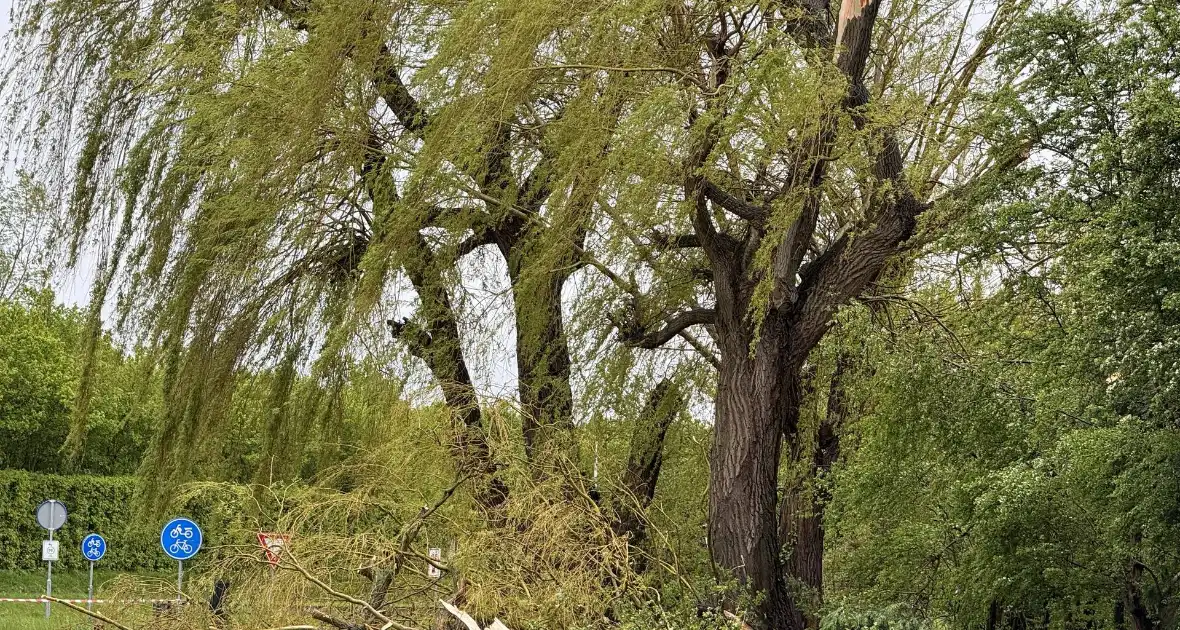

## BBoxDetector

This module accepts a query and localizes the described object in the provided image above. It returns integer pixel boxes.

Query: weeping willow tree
[4,0,1040,628]
[558,0,1035,626]
[4,0,652,500]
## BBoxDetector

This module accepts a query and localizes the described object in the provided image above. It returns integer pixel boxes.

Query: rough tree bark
[622,3,945,627]
[779,355,849,620]
[703,5,909,627]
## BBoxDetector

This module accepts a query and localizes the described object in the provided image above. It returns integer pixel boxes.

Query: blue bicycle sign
[80,533,106,561]
[160,517,202,561]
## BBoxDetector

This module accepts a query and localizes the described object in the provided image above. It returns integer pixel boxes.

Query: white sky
[0,0,97,308]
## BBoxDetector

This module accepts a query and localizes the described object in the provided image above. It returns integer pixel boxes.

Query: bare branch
[702,179,765,221]
[678,330,722,369]
[43,597,135,630]
[376,44,430,134]
[612,308,716,349]
[528,64,707,90]
[456,226,498,257]
[283,553,408,628]
[650,230,701,249]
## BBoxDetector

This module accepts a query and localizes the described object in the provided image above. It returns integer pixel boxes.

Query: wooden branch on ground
[43,596,135,630]
[309,608,365,630]
[281,552,416,630]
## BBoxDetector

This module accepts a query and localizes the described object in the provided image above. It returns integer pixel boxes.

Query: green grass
[0,570,167,629]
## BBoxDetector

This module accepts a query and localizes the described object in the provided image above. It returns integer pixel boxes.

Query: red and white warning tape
[0,597,178,603]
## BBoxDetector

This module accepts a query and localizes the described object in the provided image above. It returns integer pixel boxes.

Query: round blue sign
[160,517,202,561]
[80,533,106,561]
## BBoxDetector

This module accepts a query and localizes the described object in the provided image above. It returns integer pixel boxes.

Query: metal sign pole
[36,499,67,619]
[44,520,52,619]
[177,560,183,604]
[87,560,95,611]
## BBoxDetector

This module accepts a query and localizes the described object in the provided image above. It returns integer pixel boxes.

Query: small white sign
[41,540,59,562]
[427,547,442,579]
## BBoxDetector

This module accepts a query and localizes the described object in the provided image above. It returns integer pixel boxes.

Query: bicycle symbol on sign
[160,517,202,561]
[81,533,106,562]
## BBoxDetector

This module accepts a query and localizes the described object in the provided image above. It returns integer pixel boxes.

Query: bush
[0,470,241,572]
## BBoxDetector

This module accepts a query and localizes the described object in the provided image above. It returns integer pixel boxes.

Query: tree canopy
[1,0,1178,628]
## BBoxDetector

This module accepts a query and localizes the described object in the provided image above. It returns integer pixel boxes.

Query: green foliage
[819,605,927,630]
[0,173,54,299]
[0,470,242,572]
[826,1,1180,626]
[6,0,1180,627]
[0,291,157,475]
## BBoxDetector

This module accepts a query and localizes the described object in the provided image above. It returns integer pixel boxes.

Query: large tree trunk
[1124,557,1157,630]
[510,265,575,461]
[709,307,807,630]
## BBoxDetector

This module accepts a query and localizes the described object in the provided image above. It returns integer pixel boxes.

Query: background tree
[0,290,157,474]
[0,173,54,299]
[827,2,1180,628]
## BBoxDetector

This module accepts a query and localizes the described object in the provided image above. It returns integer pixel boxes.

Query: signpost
[427,547,442,579]
[35,500,67,618]
[160,517,202,603]
[80,533,107,611]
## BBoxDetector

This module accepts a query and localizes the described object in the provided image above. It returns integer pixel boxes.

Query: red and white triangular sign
[258,532,290,565]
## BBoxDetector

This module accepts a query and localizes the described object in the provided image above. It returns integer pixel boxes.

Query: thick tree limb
[777,0,833,49]
[456,226,498,257]
[364,143,505,510]
[650,230,701,249]
[765,1,880,307]
[702,179,766,221]
[376,44,430,134]
[612,308,716,349]
[309,609,364,630]
[679,330,722,369]
[792,144,925,362]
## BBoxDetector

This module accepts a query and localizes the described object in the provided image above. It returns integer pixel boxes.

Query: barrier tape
[0,597,179,603]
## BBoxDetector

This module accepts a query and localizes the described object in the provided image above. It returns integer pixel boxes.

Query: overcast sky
[1,0,121,309]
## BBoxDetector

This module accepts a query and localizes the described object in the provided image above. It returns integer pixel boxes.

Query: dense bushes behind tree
[0,470,244,571]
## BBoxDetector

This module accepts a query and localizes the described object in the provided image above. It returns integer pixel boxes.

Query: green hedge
[0,470,239,572]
